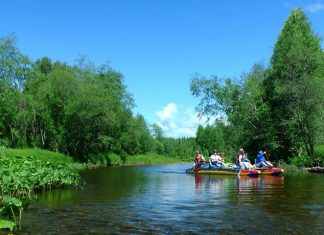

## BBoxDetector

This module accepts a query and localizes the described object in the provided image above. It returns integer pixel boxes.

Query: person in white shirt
[237,148,254,170]
[209,150,224,167]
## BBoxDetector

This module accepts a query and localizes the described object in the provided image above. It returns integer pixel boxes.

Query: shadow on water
[17,164,324,234]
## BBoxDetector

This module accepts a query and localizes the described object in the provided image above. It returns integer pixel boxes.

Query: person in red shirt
[195,151,205,165]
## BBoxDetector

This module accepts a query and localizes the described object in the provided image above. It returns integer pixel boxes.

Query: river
[19,164,324,234]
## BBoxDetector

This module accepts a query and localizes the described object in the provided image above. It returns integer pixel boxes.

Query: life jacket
[256,153,266,164]
[195,154,204,163]
[242,154,249,162]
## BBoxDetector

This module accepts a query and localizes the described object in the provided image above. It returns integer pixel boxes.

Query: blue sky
[1,1,324,138]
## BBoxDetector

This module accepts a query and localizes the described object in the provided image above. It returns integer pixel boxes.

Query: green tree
[0,36,32,147]
[150,124,165,155]
[64,65,134,159]
[265,8,324,162]
[0,35,31,89]
[25,61,77,151]
[120,115,152,155]
[190,66,270,159]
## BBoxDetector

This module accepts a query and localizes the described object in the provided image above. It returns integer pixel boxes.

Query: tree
[120,115,152,155]
[0,36,32,147]
[190,65,271,159]
[265,8,324,162]
[0,35,31,89]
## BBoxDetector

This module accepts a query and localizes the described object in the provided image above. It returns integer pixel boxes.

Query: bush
[88,152,122,166]
[315,145,324,157]
[124,154,181,165]
[0,147,73,164]
[289,155,311,167]
[314,145,324,166]
[277,160,309,175]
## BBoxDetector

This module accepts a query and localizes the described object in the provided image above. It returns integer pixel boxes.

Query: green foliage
[120,115,152,155]
[0,35,220,163]
[314,145,324,166]
[156,137,197,160]
[124,154,181,165]
[1,8,322,166]
[266,8,324,161]
[0,153,82,231]
[289,155,311,167]
[0,155,82,196]
[0,219,16,231]
[88,152,122,166]
[0,35,31,89]
[315,145,324,158]
[190,8,324,166]
[277,161,309,175]
[0,147,73,164]
[0,37,142,161]
[196,122,225,156]
[191,64,273,160]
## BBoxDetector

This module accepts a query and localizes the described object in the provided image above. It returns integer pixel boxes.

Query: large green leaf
[0,219,16,231]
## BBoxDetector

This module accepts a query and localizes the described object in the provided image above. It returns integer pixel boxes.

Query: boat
[256,167,284,176]
[185,165,260,177]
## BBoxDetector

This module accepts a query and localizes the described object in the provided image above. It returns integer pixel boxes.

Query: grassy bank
[0,147,81,232]
[0,147,187,170]
[124,154,185,165]
[87,152,187,166]
[0,147,315,232]
[0,147,73,164]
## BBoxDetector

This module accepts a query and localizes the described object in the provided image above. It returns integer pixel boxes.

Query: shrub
[289,155,311,167]
[315,145,324,156]
[277,160,309,175]
[88,152,122,166]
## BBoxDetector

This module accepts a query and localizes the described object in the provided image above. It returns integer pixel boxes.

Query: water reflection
[36,189,76,208]
[194,174,285,204]
[20,165,324,234]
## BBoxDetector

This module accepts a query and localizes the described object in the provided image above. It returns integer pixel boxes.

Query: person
[220,152,231,167]
[255,150,273,168]
[237,148,254,170]
[209,150,224,168]
[194,151,205,166]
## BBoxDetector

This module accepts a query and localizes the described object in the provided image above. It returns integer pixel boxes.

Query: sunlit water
[18,164,324,234]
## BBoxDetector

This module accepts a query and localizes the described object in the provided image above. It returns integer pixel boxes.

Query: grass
[277,161,310,175]
[0,147,73,164]
[124,154,184,165]
[0,147,187,171]
[315,144,324,159]
[0,147,81,232]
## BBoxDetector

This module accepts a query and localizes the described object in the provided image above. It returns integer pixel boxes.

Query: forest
[0,8,323,166]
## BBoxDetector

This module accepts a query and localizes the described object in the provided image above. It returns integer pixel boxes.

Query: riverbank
[2,147,315,232]
[0,148,82,232]
[307,167,324,173]
[0,147,187,231]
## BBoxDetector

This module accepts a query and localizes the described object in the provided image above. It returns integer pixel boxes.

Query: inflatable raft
[256,167,284,176]
[186,165,260,177]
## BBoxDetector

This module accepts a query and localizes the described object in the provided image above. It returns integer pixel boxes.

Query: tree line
[190,8,324,165]
[1,8,323,165]
[0,36,201,161]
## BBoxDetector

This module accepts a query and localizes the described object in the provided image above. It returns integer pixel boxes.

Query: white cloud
[305,3,324,12]
[156,103,177,121]
[155,103,216,138]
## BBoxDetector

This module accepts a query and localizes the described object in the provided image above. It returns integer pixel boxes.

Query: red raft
[186,165,260,177]
[256,168,284,176]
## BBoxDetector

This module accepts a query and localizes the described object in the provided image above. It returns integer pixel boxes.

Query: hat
[195,151,199,154]
[213,149,217,153]
[259,150,263,155]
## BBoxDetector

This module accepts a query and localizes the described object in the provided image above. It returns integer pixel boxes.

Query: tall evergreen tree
[265,8,324,161]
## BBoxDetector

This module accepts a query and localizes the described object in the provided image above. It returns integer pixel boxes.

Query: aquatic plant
[0,155,82,232]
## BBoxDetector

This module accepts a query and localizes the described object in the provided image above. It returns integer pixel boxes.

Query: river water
[20,164,324,234]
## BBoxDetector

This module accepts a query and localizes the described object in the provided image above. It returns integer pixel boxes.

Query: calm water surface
[20,164,324,234]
